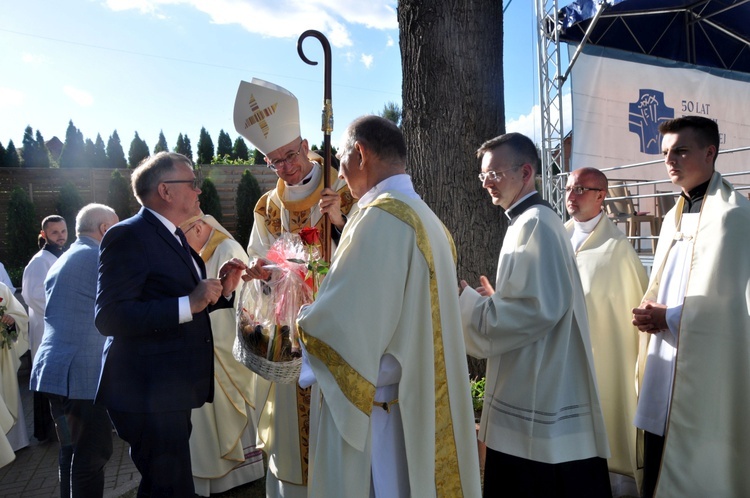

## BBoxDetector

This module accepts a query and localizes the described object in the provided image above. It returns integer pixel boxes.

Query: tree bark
[398,1,505,377]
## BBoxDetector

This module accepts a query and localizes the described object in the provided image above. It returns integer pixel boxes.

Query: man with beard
[22,214,68,443]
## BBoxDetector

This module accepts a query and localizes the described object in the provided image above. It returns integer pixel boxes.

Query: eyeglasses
[564,186,603,195]
[163,178,201,189]
[266,143,303,170]
[183,222,200,235]
[478,166,519,183]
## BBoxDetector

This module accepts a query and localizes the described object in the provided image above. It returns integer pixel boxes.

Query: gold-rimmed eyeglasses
[266,142,303,171]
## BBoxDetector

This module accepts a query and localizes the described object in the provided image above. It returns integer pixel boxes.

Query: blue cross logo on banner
[628,89,674,155]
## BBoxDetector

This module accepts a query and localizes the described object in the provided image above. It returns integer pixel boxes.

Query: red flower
[299,227,321,246]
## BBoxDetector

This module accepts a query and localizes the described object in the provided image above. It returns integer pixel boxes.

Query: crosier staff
[297,29,333,262]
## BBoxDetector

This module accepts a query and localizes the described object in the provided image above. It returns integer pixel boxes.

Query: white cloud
[506,93,572,145]
[104,0,398,48]
[21,53,46,65]
[105,0,159,14]
[0,87,25,109]
[63,86,94,107]
[360,54,374,69]
[386,35,394,47]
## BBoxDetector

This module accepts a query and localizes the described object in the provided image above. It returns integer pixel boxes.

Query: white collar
[146,207,178,235]
[358,174,420,208]
[573,212,603,234]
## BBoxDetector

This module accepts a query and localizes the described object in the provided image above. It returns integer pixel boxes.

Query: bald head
[76,203,119,242]
[566,168,608,222]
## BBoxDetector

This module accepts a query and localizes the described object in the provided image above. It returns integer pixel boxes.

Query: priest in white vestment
[233,78,357,498]
[0,282,29,467]
[297,115,482,497]
[182,213,265,496]
[632,116,750,498]
[22,214,67,444]
[460,133,611,497]
[565,168,648,497]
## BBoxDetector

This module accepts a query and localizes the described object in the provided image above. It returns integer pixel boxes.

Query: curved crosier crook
[297,29,333,262]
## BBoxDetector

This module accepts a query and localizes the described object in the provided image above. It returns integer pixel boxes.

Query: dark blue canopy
[559,0,750,74]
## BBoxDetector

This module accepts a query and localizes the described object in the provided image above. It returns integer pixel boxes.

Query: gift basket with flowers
[233,228,328,383]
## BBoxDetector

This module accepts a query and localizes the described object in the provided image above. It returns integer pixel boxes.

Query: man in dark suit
[94,152,246,497]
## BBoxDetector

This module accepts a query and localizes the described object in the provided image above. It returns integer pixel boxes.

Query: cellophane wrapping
[235,233,314,375]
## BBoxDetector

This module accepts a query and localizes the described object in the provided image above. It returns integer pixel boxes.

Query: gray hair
[131,152,193,204]
[76,203,117,235]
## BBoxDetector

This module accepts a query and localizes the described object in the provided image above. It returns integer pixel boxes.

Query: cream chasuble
[297,192,481,497]
[461,204,610,464]
[189,234,264,495]
[565,214,648,486]
[0,283,28,467]
[246,163,356,494]
[641,172,750,498]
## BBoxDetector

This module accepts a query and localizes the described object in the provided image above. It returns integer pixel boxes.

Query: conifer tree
[380,101,403,127]
[128,132,150,168]
[107,130,128,169]
[253,148,265,165]
[7,187,37,267]
[21,126,51,168]
[154,130,168,153]
[5,140,20,168]
[107,170,132,220]
[0,141,6,167]
[216,130,232,159]
[232,137,250,161]
[198,178,223,222]
[56,182,83,245]
[35,131,51,168]
[59,120,86,168]
[93,134,108,168]
[175,134,185,155]
[235,169,262,248]
[196,127,214,165]
[183,134,193,163]
[83,138,97,168]
[21,125,35,167]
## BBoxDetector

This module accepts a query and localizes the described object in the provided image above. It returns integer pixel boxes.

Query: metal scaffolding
[534,0,567,215]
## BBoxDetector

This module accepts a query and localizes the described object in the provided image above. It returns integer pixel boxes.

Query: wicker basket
[233,280,303,384]
[233,338,302,384]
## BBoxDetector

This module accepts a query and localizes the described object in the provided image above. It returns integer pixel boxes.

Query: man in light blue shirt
[30,203,118,498]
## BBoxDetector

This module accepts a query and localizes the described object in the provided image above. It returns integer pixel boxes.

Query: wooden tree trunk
[398,0,506,378]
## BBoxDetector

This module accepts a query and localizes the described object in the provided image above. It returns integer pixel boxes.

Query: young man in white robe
[181,213,265,496]
[22,214,67,444]
[297,115,482,497]
[233,78,356,498]
[459,133,611,497]
[632,115,750,498]
[565,167,648,496]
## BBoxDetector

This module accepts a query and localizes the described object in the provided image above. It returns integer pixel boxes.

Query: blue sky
[0,0,541,156]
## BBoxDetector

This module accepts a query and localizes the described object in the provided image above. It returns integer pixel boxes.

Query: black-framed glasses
[266,142,303,170]
[564,186,603,195]
[163,178,201,190]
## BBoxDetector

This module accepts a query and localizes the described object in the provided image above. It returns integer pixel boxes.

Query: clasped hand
[631,299,668,333]
[189,258,248,313]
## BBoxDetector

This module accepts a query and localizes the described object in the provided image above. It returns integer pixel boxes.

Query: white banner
[571,48,750,182]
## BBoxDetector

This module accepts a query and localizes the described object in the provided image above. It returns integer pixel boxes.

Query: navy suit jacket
[95,207,228,413]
